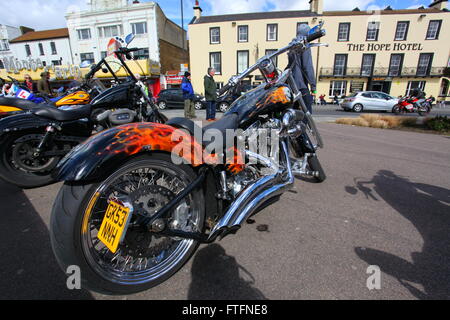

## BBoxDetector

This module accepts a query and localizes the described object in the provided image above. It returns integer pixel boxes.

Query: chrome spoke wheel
[81,159,202,285]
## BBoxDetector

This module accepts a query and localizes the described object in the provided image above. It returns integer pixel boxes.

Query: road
[0,115,449,299]
[162,103,450,123]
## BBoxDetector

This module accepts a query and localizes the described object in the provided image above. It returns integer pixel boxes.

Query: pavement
[0,109,449,300]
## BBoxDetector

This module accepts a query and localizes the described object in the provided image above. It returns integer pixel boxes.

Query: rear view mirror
[102,68,109,73]
[125,33,135,46]
[80,60,91,68]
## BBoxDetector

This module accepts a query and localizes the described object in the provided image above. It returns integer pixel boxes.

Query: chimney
[429,0,448,10]
[194,0,203,20]
[309,0,323,15]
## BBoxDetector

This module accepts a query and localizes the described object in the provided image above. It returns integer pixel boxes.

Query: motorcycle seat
[32,104,92,121]
[165,113,239,144]
[0,97,43,110]
[166,113,239,138]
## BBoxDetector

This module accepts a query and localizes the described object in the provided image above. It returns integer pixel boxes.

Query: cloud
[203,0,271,15]
[0,0,87,30]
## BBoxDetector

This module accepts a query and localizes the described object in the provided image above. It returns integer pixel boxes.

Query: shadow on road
[0,180,93,299]
[345,170,450,299]
[188,244,267,300]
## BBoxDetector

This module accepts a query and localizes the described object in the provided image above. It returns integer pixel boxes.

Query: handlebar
[218,83,232,96]
[307,29,326,43]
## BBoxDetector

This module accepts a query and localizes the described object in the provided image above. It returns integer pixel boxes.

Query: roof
[192,10,317,24]
[191,7,447,24]
[10,28,69,43]
[323,8,445,16]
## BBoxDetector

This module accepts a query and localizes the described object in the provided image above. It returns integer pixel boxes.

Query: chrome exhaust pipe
[208,140,294,240]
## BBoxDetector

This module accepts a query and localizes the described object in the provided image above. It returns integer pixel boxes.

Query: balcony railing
[320,67,445,78]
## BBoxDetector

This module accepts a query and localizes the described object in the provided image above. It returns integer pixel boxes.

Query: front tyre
[352,103,363,113]
[218,102,230,113]
[194,101,203,110]
[50,153,205,295]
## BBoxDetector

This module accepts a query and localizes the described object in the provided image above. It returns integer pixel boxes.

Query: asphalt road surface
[0,121,449,299]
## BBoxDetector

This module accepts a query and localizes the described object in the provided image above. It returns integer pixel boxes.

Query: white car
[340,91,399,112]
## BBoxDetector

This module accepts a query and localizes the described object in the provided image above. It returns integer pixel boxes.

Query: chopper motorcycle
[0,35,166,189]
[49,25,327,294]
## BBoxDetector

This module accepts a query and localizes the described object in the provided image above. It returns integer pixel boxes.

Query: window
[366,21,380,41]
[267,24,278,41]
[131,22,147,35]
[388,54,404,76]
[296,22,308,36]
[333,54,347,76]
[237,50,249,74]
[100,51,107,59]
[265,49,278,67]
[38,43,44,55]
[405,81,426,96]
[25,44,31,56]
[134,48,149,60]
[338,23,350,41]
[426,20,441,40]
[210,52,221,74]
[50,42,57,55]
[395,21,409,41]
[439,79,449,97]
[77,28,91,40]
[52,60,61,66]
[361,54,375,76]
[80,52,95,64]
[417,53,433,76]
[0,39,9,51]
[210,27,220,44]
[98,25,123,38]
[238,25,248,42]
[329,81,347,96]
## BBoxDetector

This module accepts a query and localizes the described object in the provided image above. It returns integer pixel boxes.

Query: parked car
[340,91,399,112]
[216,83,255,112]
[156,88,206,110]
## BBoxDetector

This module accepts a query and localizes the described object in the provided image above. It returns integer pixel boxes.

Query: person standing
[37,71,52,96]
[287,24,316,115]
[23,74,36,93]
[182,72,195,119]
[204,67,217,121]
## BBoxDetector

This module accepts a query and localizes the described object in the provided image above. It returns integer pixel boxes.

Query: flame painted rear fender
[52,122,207,183]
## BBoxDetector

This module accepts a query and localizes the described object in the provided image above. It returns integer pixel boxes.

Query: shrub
[360,114,381,126]
[379,116,402,128]
[425,116,450,132]
[399,117,417,127]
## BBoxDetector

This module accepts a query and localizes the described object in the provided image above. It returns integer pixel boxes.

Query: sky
[0,0,447,31]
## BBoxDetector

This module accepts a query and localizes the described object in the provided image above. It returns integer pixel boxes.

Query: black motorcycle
[0,36,165,188]
[49,24,327,294]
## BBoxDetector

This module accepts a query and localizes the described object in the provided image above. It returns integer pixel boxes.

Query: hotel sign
[347,43,424,52]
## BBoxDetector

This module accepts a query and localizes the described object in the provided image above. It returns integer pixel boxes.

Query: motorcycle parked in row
[0,76,98,119]
[0,34,166,188]
[49,24,327,294]
[393,96,431,116]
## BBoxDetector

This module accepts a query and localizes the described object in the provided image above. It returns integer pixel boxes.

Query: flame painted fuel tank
[55,91,90,106]
[225,84,293,127]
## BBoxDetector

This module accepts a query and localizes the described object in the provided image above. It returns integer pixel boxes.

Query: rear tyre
[158,101,167,110]
[0,132,58,188]
[308,155,326,183]
[352,104,363,113]
[194,101,203,110]
[50,153,205,295]
[218,102,230,113]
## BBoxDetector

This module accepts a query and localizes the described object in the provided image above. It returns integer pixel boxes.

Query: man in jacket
[37,71,52,96]
[287,24,316,115]
[182,72,195,119]
[204,67,217,121]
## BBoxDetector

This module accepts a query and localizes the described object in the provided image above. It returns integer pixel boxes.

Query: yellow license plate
[97,200,130,253]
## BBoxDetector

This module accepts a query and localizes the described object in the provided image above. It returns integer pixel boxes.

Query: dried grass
[371,119,389,129]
